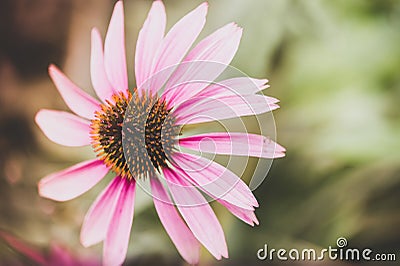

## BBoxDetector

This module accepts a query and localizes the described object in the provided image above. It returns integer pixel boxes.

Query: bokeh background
[1,0,400,265]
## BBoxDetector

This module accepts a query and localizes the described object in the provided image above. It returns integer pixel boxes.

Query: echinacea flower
[35,1,285,265]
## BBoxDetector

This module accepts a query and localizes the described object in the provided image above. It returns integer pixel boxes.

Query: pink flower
[35,1,285,265]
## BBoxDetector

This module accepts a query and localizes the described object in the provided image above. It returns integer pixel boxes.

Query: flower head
[35,1,285,265]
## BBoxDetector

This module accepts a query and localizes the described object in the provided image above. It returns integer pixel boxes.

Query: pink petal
[35,109,91,147]
[172,152,257,209]
[91,28,116,102]
[198,77,269,98]
[49,243,77,266]
[80,176,125,247]
[183,23,241,63]
[48,65,100,119]
[171,152,260,226]
[148,3,208,95]
[38,159,109,202]
[174,94,280,125]
[135,1,166,95]
[179,132,286,159]
[163,167,228,260]
[172,165,254,211]
[0,230,47,265]
[150,177,200,264]
[163,23,242,107]
[218,200,259,226]
[103,179,136,266]
[104,1,128,94]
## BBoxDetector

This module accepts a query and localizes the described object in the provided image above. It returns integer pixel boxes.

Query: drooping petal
[179,132,286,159]
[103,179,136,266]
[173,152,258,210]
[135,1,166,94]
[150,177,200,264]
[197,77,269,98]
[172,152,257,209]
[218,199,259,226]
[80,176,125,247]
[174,94,279,125]
[35,109,91,147]
[0,230,47,265]
[48,65,100,119]
[163,167,228,260]
[148,3,208,95]
[172,165,253,211]
[163,23,242,107]
[91,28,116,102]
[104,1,128,94]
[38,159,109,202]
[48,243,80,266]
[171,151,260,225]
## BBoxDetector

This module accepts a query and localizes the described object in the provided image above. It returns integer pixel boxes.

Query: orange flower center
[90,90,178,179]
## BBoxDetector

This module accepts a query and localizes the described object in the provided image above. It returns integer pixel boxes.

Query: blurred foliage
[0,0,399,265]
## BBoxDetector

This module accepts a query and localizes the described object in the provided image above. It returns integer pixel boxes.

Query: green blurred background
[0,0,399,265]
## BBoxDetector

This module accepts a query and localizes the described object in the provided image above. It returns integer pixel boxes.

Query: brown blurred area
[0,0,70,226]
[0,0,100,264]
[0,0,400,266]
[0,1,190,265]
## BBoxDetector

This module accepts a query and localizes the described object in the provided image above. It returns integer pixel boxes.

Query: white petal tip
[91,27,100,37]
[34,110,43,124]
[38,185,68,202]
[79,239,90,248]
[277,144,287,152]
[261,84,271,90]
[48,64,57,77]
[195,2,208,15]
[185,258,200,265]
[226,22,242,34]
[79,236,98,248]
[115,1,123,8]
[270,104,280,110]
[274,152,286,158]
[212,246,228,260]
